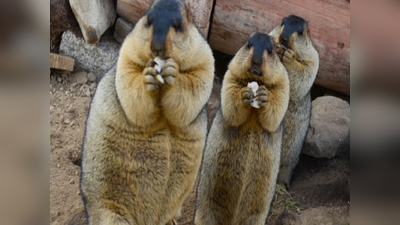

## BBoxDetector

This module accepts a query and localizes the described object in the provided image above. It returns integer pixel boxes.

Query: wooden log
[116,0,214,37]
[114,17,134,44]
[50,53,75,72]
[209,0,350,95]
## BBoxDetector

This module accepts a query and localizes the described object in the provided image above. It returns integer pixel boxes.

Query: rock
[85,89,91,98]
[69,0,116,44]
[87,73,96,82]
[114,17,134,44]
[59,30,120,78]
[89,83,97,91]
[303,96,350,159]
[70,72,88,85]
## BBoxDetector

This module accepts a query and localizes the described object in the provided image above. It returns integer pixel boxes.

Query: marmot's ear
[272,36,277,47]
[303,21,309,35]
[185,1,192,23]
[304,23,310,39]
[304,21,309,29]
[281,16,287,25]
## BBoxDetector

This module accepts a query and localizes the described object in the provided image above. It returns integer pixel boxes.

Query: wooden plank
[209,0,350,95]
[114,17,134,44]
[50,53,75,72]
[116,0,214,37]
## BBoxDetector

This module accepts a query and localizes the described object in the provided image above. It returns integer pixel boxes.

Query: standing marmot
[269,15,319,187]
[80,0,215,224]
[195,32,289,225]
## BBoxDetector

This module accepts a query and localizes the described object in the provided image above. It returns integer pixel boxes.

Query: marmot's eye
[146,17,153,27]
[247,42,252,49]
[174,22,182,31]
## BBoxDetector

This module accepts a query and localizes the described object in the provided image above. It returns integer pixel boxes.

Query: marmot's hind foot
[165,218,177,225]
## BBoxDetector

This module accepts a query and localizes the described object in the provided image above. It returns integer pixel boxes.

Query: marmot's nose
[252,56,262,67]
[151,38,165,57]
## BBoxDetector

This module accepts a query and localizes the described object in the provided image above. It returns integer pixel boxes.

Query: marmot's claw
[282,49,297,64]
[144,72,162,92]
[241,87,254,106]
[276,43,286,55]
[165,219,177,225]
[162,58,179,86]
[256,86,269,108]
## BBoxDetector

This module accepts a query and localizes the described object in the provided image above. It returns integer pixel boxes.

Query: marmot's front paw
[241,87,254,106]
[162,58,179,86]
[282,49,297,64]
[144,60,162,92]
[256,86,269,108]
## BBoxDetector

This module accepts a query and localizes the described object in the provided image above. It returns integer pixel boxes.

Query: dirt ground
[50,72,350,225]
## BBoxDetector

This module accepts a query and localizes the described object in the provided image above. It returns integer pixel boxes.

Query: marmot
[269,15,319,187]
[80,0,215,224]
[195,32,289,225]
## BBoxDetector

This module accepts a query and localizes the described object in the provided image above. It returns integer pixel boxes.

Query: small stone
[60,87,64,91]
[75,171,79,175]
[57,164,60,168]
[89,83,97,91]
[69,179,75,184]
[64,119,71,124]
[87,73,97,82]
[70,72,88,85]
[85,89,91,97]
[57,77,62,83]
[67,105,74,113]
[80,84,89,91]
[70,121,75,127]
[303,96,350,159]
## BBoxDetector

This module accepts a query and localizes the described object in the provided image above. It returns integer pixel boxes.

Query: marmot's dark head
[146,0,193,58]
[277,15,311,50]
[229,32,282,80]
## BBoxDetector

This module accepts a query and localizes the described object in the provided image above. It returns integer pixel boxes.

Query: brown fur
[269,16,319,187]
[195,33,289,225]
[80,1,215,224]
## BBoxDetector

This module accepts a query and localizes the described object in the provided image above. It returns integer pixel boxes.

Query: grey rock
[59,30,120,78]
[89,83,97,91]
[303,96,350,159]
[69,0,116,44]
[85,89,91,98]
[70,72,88,85]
